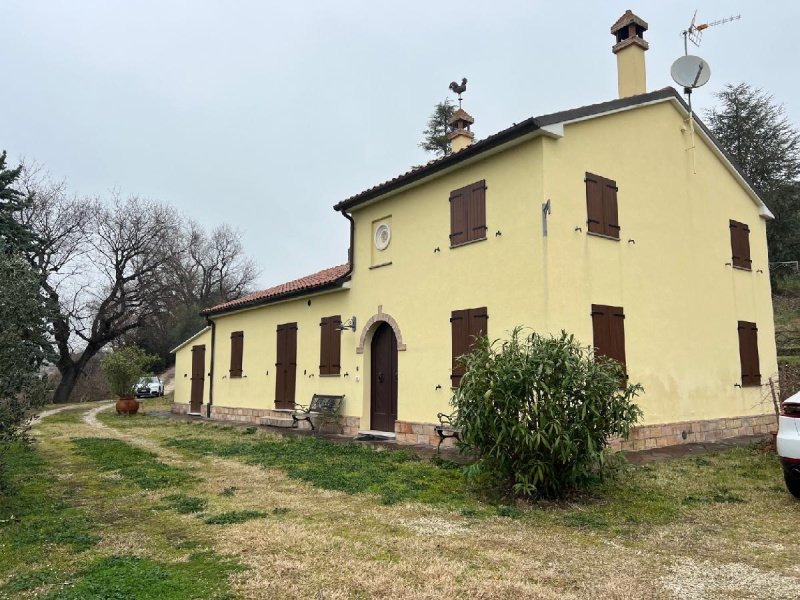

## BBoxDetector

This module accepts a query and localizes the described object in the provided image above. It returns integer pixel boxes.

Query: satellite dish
[671,55,711,89]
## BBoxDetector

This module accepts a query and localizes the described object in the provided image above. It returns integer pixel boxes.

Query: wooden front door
[275,322,298,409]
[190,344,205,414]
[370,322,398,432]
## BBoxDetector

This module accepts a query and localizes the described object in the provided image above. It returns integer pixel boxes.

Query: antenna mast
[681,11,741,55]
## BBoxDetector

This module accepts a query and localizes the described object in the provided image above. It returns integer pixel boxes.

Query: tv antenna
[681,11,741,55]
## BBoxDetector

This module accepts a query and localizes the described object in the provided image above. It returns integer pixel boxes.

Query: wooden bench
[292,394,344,431]
[434,412,461,452]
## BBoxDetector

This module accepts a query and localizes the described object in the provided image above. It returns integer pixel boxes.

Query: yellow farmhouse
[172,11,778,450]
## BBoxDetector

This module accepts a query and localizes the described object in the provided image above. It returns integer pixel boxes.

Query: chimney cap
[611,10,649,54]
[610,9,648,34]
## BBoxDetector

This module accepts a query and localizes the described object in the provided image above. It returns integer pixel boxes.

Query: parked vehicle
[777,391,800,498]
[134,376,164,398]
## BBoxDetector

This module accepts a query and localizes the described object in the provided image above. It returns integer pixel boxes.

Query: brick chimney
[610,10,649,98]
[448,108,475,153]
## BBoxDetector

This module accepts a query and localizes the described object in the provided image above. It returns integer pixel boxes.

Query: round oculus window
[374,223,391,250]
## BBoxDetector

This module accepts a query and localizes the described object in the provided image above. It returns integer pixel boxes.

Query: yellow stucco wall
[173,328,212,407]
[173,98,777,430]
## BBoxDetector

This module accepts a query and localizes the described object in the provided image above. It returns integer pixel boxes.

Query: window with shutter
[737,321,761,387]
[729,220,752,270]
[230,331,244,378]
[319,315,342,375]
[451,307,488,387]
[591,304,626,369]
[450,180,487,247]
[585,172,620,239]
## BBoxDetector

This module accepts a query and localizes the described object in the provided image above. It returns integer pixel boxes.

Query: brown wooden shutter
[450,309,468,387]
[468,307,488,342]
[602,178,620,239]
[319,317,330,375]
[585,173,605,235]
[738,321,761,387]
[591,305,626,368]
[319,315,341,375]
[730,220,752,270]
[451,307,488,387]
[229,331,243,378]
[449,187,468,246]
[467,180,487,242]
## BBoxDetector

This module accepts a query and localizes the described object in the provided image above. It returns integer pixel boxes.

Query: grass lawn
[1,400,799,599]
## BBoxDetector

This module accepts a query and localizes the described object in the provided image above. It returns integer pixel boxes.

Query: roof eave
[333,118,544,212]
[201,277,351,318]
[169,326,211,354]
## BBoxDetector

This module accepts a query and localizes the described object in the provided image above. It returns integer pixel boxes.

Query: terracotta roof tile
[203,263,350,316]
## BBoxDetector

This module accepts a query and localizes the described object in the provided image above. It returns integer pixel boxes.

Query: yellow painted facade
[173,327,212,408]
[173,94,777,437]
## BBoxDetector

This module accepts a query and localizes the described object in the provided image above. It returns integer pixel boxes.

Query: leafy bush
[452,328,643,499]
[101,346,157,398]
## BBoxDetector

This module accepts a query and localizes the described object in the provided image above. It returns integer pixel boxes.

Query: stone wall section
[170,402,360,435]
[394,421,457,449]
[608,413,776,451]
[172,403,774,452]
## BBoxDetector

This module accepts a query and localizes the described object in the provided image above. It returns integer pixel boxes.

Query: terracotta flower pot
[116,395,140,415]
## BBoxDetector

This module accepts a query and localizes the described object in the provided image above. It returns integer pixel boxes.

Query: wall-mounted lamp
[434,246,441,253]
[344,372,350,378]
[337,316,357,332]
[435,384,442,390]
[495,230,502,237]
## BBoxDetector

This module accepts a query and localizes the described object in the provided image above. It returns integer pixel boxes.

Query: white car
[134,376,164,398]
[777,390,800,498]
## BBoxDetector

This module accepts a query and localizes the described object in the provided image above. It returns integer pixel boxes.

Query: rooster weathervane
[449,77,467,108]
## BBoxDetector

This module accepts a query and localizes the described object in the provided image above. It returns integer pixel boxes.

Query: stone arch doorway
[370,322,398,432]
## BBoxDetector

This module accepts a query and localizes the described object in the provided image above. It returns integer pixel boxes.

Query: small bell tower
[448,108,475,153]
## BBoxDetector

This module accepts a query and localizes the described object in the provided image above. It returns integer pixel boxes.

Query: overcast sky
[3,1,798,289]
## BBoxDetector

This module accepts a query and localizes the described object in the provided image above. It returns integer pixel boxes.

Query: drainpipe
[206,317,216,418]
[341,209,355,277]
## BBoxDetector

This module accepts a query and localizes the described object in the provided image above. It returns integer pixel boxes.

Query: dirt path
[26,402,800,600]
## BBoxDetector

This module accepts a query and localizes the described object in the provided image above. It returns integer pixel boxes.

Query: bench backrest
[310,394,343,414]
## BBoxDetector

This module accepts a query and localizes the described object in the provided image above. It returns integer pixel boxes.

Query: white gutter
[170,326,211,354]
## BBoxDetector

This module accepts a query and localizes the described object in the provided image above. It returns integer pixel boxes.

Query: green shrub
[101,346,157,398]
[452,328,643,499]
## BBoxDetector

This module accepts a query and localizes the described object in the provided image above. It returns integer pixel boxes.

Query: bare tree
[172,221,259,306]
[21,168,183,403]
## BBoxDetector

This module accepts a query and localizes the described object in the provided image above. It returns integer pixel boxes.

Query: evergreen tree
[419,98,456,157]
[0,151,35,254]
[706,84,800,262]
[0,152,51,473]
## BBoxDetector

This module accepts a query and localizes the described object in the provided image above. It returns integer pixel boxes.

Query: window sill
[587,231,620,242]
[318,374,341,378]
[369,261,392,270]
[450,236,487,249]
[732,265,752,272]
